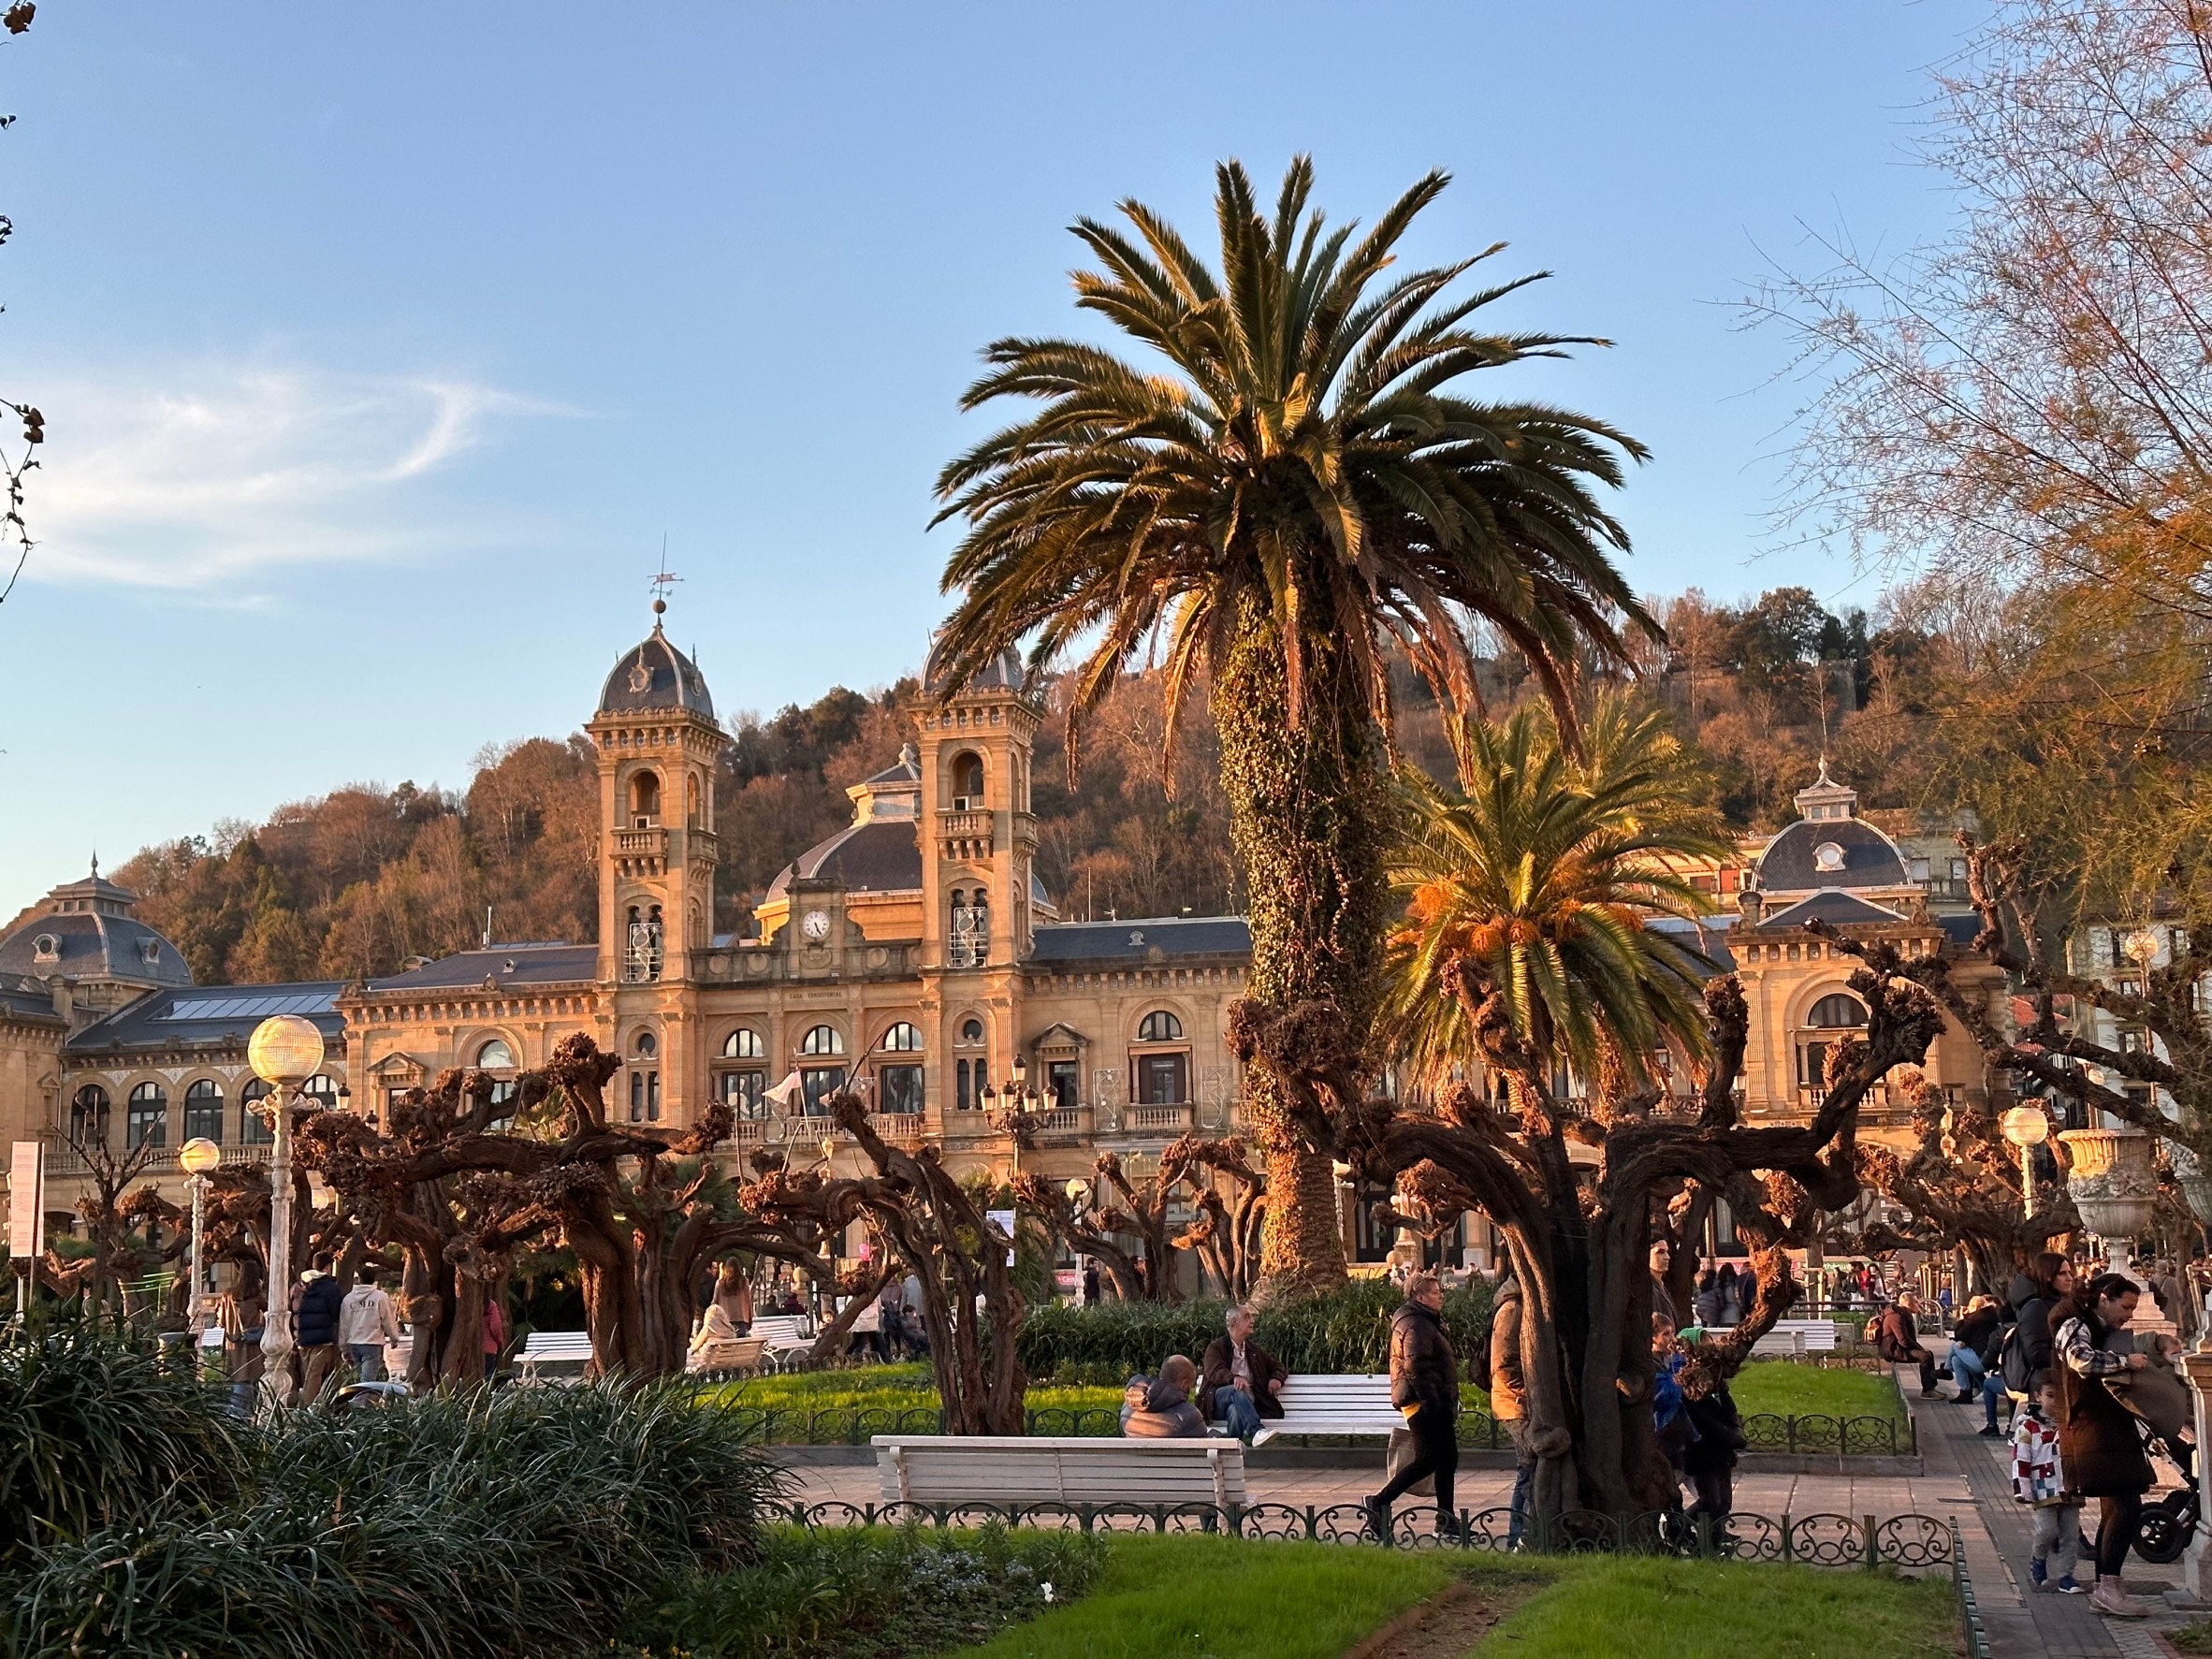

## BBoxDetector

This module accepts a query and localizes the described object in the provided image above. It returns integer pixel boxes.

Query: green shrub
[7,1376,787,1659]
[0,1309,242,1563]
[1017,1277,1493,1377]
[639,1521,1104,1658]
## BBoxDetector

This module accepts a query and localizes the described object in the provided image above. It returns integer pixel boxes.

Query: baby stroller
[2110,1352,2199,1565]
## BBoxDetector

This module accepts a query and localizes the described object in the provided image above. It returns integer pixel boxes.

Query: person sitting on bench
[1122,1354,1207,1437]
[1200,1305,1286,1443]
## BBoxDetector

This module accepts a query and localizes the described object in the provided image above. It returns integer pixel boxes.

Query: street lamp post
[2001,1105,2050,1220]
[178,1136,222,1314]
[247,1014,325,1411]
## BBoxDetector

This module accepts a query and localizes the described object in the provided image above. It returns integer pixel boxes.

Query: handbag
[1385,1425,1434,1497]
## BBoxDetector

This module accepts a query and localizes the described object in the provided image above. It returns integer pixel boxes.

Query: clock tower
[587,601,727,991]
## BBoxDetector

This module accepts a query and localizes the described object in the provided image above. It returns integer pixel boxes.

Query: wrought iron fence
[779,1499,1956,1568]
[716,1403,1914,1452]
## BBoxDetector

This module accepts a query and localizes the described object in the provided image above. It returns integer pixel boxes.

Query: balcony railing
[41,1140,270,1179]
[937,808,995,859]
[1125,1103,1193,1134]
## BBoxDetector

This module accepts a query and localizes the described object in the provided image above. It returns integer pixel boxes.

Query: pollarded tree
[739,1089,1027,1434]
[931,155,1653,1299]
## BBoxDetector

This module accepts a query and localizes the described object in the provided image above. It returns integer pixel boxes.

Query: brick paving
[783,1358,2210,1657]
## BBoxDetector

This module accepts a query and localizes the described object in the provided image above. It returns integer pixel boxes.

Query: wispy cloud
[25,364,569,589]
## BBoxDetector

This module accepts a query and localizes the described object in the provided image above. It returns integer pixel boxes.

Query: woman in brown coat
[2056,1272,2154,1619]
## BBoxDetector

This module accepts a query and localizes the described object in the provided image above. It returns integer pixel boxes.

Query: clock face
[801,909,831,941]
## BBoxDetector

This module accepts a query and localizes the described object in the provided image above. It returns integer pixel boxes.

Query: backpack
[1998,1320,2030,1397]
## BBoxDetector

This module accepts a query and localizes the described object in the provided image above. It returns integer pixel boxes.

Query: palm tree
[1383,690,1733,1099]
[931,157,1654,1296]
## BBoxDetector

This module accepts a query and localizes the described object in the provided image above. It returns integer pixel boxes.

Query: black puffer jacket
[294,1273,346,1348]
[1389,1300,1459,1416]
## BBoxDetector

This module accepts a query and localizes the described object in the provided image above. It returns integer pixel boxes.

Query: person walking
[1199,1305,1286,1443]
[289,1252,347,1404]
[1081,1259,1101,1306]
[2056,1272,2156,1618]
[1870,1290,1940,1397]
[481,1290,507,1377]
[1648,1240,1679,1327]
[2004,1253,2074,1405]
[1693,1265,1725,1330]
[1490,1273,1537,1547]
[1365,1273,1461,1541]
[1680,1330,1744,1526]
[2012,1369,2085,1594]
[338,1265,403,1383]
[218,1270,267,1418]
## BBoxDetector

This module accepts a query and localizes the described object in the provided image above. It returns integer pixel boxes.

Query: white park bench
[1727,1319,1843,1360]
[749,1314,815,1370]
[516,1330,595,1383]
[872,1434,1246,1514]
[686,1336,766,1375]
[1213,1374,1402,1447]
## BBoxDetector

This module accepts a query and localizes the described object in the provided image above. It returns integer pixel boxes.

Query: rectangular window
[240,1087,273,1145]
[127,1099,166,1150]
[1137,1054,1187,1105]
[182,1091,224,1143]
[1047,1060,1079,1112]
[1797,1041,1830,1091]
[631,1070,662,1123]
[720,1070,765,1118]
[956,1057,976,1112]
[801,1066,846,1115]
[879,1065,924,1114]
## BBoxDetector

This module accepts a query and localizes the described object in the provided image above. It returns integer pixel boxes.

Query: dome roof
[924,644,1027,697]
[0,866,191,987]
[1754,818,1907,894]
[598,619,714,720]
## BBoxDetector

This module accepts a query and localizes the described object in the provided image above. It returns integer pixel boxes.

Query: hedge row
[1016,1276,1494,1378]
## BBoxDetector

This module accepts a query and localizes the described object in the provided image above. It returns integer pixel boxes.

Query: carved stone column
[2180,1350,2212,1598]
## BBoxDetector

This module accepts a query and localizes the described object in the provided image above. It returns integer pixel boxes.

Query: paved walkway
[785,1362,2206,1657]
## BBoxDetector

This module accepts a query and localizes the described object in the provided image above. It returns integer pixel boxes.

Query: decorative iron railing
[776,1499,1957,1567]
[712,1401,1911,1455]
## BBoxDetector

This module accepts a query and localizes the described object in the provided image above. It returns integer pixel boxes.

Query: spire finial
[649,539,680,626]
[89,851,98,879]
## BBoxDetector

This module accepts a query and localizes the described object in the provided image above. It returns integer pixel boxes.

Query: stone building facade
[0,613,2012,1272]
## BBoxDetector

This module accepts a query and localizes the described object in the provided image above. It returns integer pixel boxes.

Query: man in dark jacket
[1869,1291,1940,1396]
[290,1252,347,1404]
[1200,1305,1287,1442]
[1365,1273,1460,1539]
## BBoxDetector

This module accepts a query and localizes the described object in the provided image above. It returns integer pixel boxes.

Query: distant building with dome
[0,611,2012,1273]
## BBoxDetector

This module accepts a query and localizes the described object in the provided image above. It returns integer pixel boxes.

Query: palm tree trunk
[1211,591,1388,1300]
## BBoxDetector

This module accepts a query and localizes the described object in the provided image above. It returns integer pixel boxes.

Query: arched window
[475,1038,516,1070]
[879,1022,923,1052]
[951,751,984,805]
[629,769,662,825]
[127,1081,167,1150]
[722,1028,764,1059]
[182,1079,224,1143]
[955,1017,986,1111]
[951,887,989,968]
[301,1074,339,1107]
[240,1078,274,1145]
[686,772,701,827]
[1137,1011,1184,1043]
[801,1025,844,1056]
[68,1084,109,1146]
[1807,994,1869,1029]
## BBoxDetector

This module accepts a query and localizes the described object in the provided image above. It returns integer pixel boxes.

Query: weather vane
[648,543,681,617]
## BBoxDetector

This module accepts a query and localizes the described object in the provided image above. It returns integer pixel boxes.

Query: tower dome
[597,606,714,720]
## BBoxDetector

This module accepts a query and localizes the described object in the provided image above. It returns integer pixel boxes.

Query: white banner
[7,1141,43,1261]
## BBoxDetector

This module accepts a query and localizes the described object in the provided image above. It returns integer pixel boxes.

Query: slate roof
[0,982,63,1026]
[924,644,1028,697]
[1645,914,1739,973]
[363,943,599,992]
[1755,819,1908,894]
[764,821,926,900]
[1939,912,1983,949]
[1027,915,1252,964]
[596,623,714,720]
[67,982,347,1056]
[1760,890,1907,929]
[0,909,191,988]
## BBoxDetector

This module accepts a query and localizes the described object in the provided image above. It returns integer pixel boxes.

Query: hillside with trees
[22,575,2181,988]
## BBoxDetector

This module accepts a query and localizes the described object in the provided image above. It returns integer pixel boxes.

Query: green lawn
[956,1533,1460,1659]
[1469,1556,1957,1658]
[1729,1361,1904,1425]
[706,1358,1904,1444]
[953,1535,1957,1659]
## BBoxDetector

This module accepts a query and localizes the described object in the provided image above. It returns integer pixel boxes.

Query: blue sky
[1,2,1976,906]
